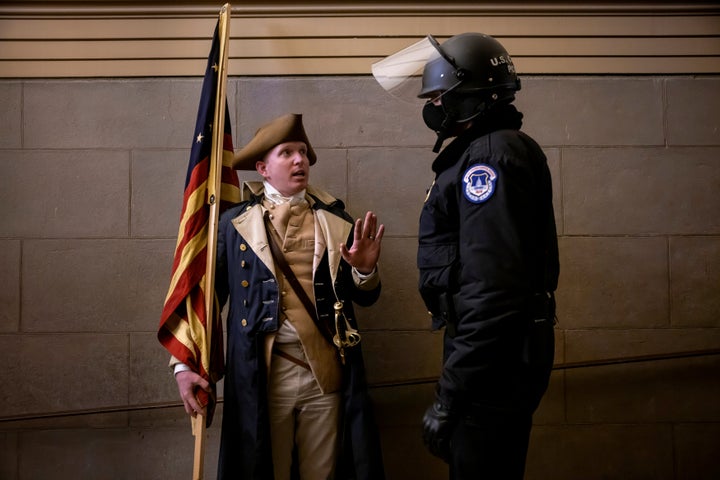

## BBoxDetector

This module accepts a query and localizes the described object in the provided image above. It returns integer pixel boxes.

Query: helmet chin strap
[433,112,458,152]
[432,133,447,153]
[428,119,453,153]
[431,117,468,153]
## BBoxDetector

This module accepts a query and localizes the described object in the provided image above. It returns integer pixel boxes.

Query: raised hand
[340,211,385,274]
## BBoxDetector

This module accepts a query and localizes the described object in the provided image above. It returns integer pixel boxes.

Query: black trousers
[444,296,555,480]
[449,412,533,480]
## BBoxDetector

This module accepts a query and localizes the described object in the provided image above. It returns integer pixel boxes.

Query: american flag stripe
[158,16,239,418]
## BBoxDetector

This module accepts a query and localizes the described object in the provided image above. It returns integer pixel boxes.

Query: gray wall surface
[1,75,719,479]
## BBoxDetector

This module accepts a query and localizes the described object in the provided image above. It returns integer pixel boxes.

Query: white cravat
[263,181,307,206]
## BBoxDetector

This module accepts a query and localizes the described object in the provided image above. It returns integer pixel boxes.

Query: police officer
[374,33,559,479]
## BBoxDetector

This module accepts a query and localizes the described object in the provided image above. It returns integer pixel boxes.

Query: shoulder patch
[462,164,497,203]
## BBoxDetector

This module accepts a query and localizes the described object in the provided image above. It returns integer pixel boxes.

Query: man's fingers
[363,212,375,235]
[175,370,211,417]
[196,377,212,393]
[374,224,385,242]
[365,212,378,238]
[340,243,350,260]
[183,388,211,417]
[182,393,199,417]
[351,218,362,243]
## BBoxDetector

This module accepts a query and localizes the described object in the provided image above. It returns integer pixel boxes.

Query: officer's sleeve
[436,156,531,410]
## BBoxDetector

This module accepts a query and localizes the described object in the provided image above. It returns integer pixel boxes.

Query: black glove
[422,400,456,463]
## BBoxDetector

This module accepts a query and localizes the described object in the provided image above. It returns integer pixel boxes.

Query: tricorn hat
[232,113,317,170]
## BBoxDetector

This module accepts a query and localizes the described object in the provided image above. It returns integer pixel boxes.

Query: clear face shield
[371,35,456,104]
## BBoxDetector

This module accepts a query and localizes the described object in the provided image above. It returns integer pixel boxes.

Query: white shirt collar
[263,181,307,206]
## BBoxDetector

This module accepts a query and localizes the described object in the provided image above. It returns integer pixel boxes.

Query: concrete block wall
[0,75,718,479]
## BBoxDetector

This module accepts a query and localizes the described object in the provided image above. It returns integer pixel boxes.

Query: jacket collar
[431,103,524,174]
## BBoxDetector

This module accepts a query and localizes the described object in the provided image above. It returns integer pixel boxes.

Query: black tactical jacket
[417,104,559,415]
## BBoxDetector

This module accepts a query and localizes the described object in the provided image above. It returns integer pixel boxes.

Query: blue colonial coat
[214,182,385,480]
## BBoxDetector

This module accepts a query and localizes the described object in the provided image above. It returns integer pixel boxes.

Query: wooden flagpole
[193,4,231,480]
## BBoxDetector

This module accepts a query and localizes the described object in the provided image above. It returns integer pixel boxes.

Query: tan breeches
[268,342,341,480]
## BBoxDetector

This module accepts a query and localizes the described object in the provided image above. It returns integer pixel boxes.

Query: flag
[158,17,239,427]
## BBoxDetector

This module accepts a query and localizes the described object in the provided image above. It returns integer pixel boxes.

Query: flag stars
[196,123,213,143]
[212,63,219,72]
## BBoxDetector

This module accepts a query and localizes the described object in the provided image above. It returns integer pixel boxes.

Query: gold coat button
[241,319,247,327]
[241,280,249,287]
[240,244,247,251]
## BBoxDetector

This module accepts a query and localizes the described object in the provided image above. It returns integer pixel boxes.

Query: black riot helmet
[419,33,521,151]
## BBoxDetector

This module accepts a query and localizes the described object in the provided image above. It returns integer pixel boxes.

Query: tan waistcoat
[263,198,342,394]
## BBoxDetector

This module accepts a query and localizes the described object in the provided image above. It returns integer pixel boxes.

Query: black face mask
[422,102,452,152]
[422,101,448,133]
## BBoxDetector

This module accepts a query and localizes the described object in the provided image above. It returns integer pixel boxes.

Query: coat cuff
[169,355,191,376]
[352,265,380,290]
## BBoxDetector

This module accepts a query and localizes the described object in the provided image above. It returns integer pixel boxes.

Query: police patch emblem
[462,164,497,203]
